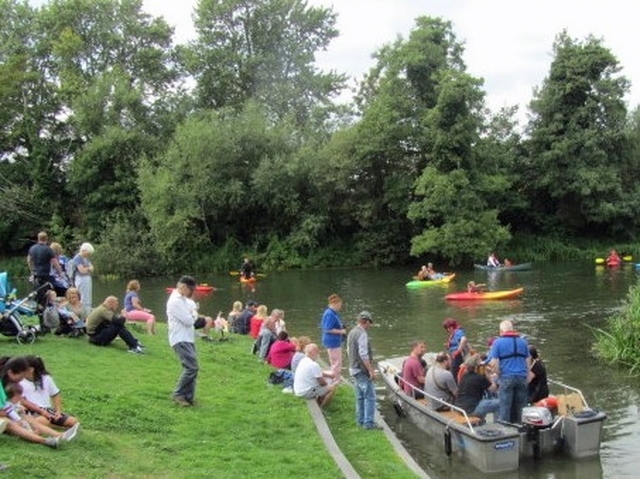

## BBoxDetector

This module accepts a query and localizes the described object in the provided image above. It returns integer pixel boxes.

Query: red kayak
[445,287,524,301]
[165,284,215,294]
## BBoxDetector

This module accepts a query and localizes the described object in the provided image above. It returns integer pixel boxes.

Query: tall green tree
[346,17,510,264]
[39,0,181,236]
[137,104,296,269]
[0,0,72,248]
[526,31,631,237]
[186,0,345,126]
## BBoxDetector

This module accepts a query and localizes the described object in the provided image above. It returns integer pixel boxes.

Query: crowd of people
[26,231,153,353]
[15,231,554,462]
[199,291,381,430]
[399,318,549,425]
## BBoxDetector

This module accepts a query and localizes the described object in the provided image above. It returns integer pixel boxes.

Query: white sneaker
[128,346,145,355]
[61,423,80,442]
[282,386,293,394]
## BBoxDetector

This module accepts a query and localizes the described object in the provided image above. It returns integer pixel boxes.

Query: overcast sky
[143,0,640,116]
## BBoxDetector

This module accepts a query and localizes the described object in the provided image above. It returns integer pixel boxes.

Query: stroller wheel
[17,330,36,345]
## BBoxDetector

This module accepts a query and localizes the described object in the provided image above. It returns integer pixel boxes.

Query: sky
[143,0,640,117]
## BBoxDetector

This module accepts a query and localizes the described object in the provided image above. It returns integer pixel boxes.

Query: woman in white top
[71,242,94,309]
[20,356,78,429]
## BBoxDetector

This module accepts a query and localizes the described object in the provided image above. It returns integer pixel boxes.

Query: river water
[50,262,639,478]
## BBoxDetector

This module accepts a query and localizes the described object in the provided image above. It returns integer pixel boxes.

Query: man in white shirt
[293,343,336,407]
[167,276,212,407]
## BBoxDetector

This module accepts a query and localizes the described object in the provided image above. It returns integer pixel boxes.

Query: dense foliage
[1,0,640,275]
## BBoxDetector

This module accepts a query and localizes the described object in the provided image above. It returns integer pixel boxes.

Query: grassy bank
[593,281,640,374]
[1,326,418,478]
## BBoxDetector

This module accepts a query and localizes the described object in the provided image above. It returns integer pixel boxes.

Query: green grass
[0,327,418,478]
[593,280,640,374]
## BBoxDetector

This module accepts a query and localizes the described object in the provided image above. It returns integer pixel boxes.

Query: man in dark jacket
[234,300,258,335]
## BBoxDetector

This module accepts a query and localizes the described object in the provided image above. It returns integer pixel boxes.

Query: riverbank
[0,326,420,478]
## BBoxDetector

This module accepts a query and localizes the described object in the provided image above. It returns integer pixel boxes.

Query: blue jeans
[353,372,376,428]
[472,398,500,418]
[172,342,199,403]
[498,375,528,423]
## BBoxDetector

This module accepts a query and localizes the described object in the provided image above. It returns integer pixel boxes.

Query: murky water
[49,262,640,478]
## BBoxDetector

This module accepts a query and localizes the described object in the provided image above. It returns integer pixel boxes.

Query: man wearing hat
[346,311,379,430]
[167,275,213,407]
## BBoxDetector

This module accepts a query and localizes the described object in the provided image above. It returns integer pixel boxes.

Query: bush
[593,280,640,373]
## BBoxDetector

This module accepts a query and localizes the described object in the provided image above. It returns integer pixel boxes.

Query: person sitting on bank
[293,343,336,408]
[254,317,277,362]
[249,304,268,339]
[290,336,312,374]
[455,354,499,422]
[85,296,144,354]
[401,340,426,399]
[123,280,156,335]
[423,352,458,411]
[233,300,258,335]
[267,331,297,370]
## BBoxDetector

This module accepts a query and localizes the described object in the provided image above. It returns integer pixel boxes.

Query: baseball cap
[358,310,373,323]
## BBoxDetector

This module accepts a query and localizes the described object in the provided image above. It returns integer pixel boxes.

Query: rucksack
[268,369,292,386]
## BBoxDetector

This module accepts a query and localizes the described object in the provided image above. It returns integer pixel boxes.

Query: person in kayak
[467,281,486,293]
[606,250,621,267]
[487,252,501,268]
[425,263,445,280]
[240,257,256,280]
[416,265,429,281]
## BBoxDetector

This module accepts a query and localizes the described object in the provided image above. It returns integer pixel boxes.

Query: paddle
[229,271,267,278]
[594,258,604,264]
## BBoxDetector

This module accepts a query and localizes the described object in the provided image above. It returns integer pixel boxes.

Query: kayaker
[606,249,621,267]
[503,258,513,267]
[467,281,486,293]
[425,263,445,280]
[240,257,256,280]
[487,252,500,268]
[416,265,429,281]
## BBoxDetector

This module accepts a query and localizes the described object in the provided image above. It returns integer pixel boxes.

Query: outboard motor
[522,406,553,459]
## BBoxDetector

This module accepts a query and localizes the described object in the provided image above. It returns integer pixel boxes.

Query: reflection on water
[27,262,640,478]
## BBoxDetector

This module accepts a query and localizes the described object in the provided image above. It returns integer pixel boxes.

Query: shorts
[298,385,329,399]
[28,407,69,427]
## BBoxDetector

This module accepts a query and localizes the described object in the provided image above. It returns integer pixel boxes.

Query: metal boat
[474,262,533,272]
[378,356,606,473]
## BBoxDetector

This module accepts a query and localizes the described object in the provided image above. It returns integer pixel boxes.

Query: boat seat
[415,397,480,426]
[556,392,584,416]
[439,409,482,426]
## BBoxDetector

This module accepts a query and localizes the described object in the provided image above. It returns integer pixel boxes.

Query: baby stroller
[0,272,48,344]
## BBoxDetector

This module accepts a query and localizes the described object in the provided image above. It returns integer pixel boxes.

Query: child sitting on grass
[3,382,78,445]
[20,355,79,429]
